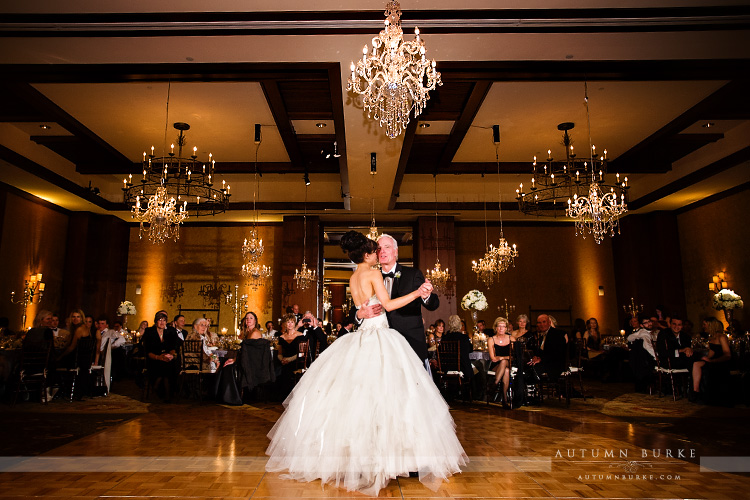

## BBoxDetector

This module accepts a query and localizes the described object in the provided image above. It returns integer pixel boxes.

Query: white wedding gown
[266,296,467,496]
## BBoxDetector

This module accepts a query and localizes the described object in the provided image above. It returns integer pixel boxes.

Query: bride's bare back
[350,264,424,313]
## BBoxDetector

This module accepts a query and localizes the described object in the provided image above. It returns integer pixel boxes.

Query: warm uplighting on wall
[709,271,728,292]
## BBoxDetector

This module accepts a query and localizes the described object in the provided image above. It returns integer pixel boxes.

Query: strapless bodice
[359,295,389,330]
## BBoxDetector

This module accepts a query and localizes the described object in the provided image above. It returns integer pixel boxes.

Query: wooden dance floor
[2,387,750,499]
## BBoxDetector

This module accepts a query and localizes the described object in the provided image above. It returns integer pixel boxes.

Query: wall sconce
[598,286,605,297]
[709,271,728,292]
[135,284,142,295]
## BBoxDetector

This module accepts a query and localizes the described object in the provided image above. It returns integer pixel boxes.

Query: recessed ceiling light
[316,123,327,128]
[419,123,430,128]
[39,124,51,130]
[702,122,715,128]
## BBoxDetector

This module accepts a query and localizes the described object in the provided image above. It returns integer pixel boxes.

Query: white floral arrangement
[713,289,744,310]
[461,289,488,311]
[117,300,137,316]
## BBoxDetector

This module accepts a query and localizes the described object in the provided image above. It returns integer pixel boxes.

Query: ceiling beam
[436,81,492,173]
[389,118,420,210]
[327,65,351,211]
[260,79,306,171]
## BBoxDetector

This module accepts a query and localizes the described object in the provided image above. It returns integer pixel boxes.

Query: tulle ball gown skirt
[265,315,467,496]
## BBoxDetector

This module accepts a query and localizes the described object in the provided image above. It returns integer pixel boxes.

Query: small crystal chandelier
[323,287,332,312]
[564,84,628,243]
[130,185,188,244]
[367,170,380,241]
[294,185,317,290]
[426,176,452,295]
[240,130,272,288]
[347,1,442,139]
[472,134,518,286]
[472,174,495,286]
[123,84,230,244]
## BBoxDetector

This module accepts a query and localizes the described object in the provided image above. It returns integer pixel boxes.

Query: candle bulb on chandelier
[599,170,603,181]
[603,149,607,159]
[193,146,197,156]
[143,152,146,161]
[576,170,580,181]
[142,169,146,181]
[624,176,628,187]
[170,144,174,154]
[187,170,191,180]
[592,145,596,155]
[547,149,552,160]
[150,146,154,156]
[551,173,555,184]
[209,153,212,163]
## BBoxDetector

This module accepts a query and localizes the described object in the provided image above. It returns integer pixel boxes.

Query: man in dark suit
[656,316,693,370]
[338,321,354,338]
[355,233,439,365]
[297,311,328,364]
[529,314,568,381]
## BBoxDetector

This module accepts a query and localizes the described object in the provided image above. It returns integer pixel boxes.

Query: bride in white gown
[266,231,466,496]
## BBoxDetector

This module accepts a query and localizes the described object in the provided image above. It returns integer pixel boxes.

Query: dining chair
[57,336,96,401]
[436,340,469,400]
[654,339,690,401]
[13,341,53,405]
[178,339,205,401]
[292,341,309,383]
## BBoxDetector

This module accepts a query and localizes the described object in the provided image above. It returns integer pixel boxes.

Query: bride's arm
[368,271,423,312]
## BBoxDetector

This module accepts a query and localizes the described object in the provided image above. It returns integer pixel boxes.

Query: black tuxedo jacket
[535,326,568,377]
[298,326,328,364]
[384,263,439,361]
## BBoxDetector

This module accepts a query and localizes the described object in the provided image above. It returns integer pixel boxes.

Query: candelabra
[226,284,248,336]
[501,298,516,320]
[622,297,644,317]
[10,272,45,331]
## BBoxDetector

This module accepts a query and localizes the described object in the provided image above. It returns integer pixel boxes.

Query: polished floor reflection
[1,381,750,499]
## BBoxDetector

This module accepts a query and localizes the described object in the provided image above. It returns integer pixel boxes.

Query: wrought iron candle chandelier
[347,1,442,139]
[123,84,230,244]
[516,83,629,244]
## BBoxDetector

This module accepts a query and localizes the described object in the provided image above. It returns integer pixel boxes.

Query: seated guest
[656,316,693,370]
[624,315,640,336]
[142,311,179,402]
[23,310,54,350]
[49,313,69,348]
[511,314,531,341]
[240,311,262,340]
[237,334,276,400]
[57,309,92,366]
[172,314,187,342]
[0,317,14,337]
[338,321,354,338]
[488,316,514,405]
[627,315,658,392]
[265,321,279,338]
[297,311,327,364]
[136,320,149,338]
[691,317,731,404]
[185,317,218,371]
[529,314,568,382]
[442,314,474,381]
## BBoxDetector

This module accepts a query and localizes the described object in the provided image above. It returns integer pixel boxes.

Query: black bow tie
[382,271,394,279]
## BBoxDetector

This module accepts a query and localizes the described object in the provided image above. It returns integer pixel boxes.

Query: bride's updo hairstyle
[340,230,377,264]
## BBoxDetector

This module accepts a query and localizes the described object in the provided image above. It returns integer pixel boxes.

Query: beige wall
[0,191,68,330]
[677,188,749,332]
[124,224,282,334]
[454,224,620,335]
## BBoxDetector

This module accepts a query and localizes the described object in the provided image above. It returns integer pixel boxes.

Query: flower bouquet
[461,289,488,311]
[117,300,137,315]
[712,289,744,310]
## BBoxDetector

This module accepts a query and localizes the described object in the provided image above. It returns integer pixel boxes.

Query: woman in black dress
[276,313,303,398]
[142,311,179,402]
[488,316,514,405]
[691,317,731,404]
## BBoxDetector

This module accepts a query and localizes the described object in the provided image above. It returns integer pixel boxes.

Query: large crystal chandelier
[426,176,452,295]
[123,86,230,244]
[294,185,317,290]
[240,131,272,289]
[516,83,629,243]
[347,1,442,139]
